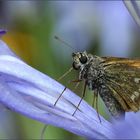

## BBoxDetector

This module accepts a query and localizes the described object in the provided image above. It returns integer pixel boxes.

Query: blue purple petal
[0,40,113,139]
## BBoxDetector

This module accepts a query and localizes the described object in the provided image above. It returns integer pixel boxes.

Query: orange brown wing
[101,57,140,112]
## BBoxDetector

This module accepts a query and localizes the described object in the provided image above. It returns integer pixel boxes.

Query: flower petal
[0,40,114,139]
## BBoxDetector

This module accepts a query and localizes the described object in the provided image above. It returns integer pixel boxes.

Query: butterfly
[53,36,140,120]
[70,51,140,120]
[41,38,140,139]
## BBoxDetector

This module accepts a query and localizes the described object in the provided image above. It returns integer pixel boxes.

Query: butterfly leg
[40,124,49,140]
[54,86,67,106]
[93,90,101,123]
[40,87,67,140]
[95,91,102,123]
[41,67,73,139]
[58,67,73,81]
[54,79,82,106]
[92,90,98,107]
[69,79,82,92]
[72,81,87,116]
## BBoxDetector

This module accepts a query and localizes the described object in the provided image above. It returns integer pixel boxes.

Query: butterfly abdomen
[99,85,125,120]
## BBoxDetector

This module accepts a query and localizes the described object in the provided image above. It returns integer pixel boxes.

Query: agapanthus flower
[0,1,140,139]
[1,38,140,139]
[0,38,114,139]
[124,0,140,27]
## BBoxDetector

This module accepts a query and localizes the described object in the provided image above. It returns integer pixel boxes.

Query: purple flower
[124,1,140,27]
[0,40,114,139]
[1,38,140,139]
[0,30,6,36]
[0,1,140,139]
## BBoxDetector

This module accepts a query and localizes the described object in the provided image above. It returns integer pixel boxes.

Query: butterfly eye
[72,62,80,70]
[79,55,87,64]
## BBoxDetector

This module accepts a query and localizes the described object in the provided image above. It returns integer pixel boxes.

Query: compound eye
[79,55,87,64]
[72,62,80,70]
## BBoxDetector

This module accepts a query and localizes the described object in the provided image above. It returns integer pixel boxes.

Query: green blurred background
[0,1,140,139]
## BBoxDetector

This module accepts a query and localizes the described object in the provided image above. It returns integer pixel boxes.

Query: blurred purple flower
[0,40,114,139]
[0,30,6,36]
[124,1,140,27]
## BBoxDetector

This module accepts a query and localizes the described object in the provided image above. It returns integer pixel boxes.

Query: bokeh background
[0,1,140,139]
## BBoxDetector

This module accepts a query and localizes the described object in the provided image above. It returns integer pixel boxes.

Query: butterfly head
[72,51,89,70]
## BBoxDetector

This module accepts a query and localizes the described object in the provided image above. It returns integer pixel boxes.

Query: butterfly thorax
[72,51,105,90]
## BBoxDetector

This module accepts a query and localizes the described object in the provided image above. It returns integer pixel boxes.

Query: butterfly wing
[102,57,140,112]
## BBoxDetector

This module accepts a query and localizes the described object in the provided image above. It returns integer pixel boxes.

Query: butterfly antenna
[54,35,76,51]
[55,67,73,106]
